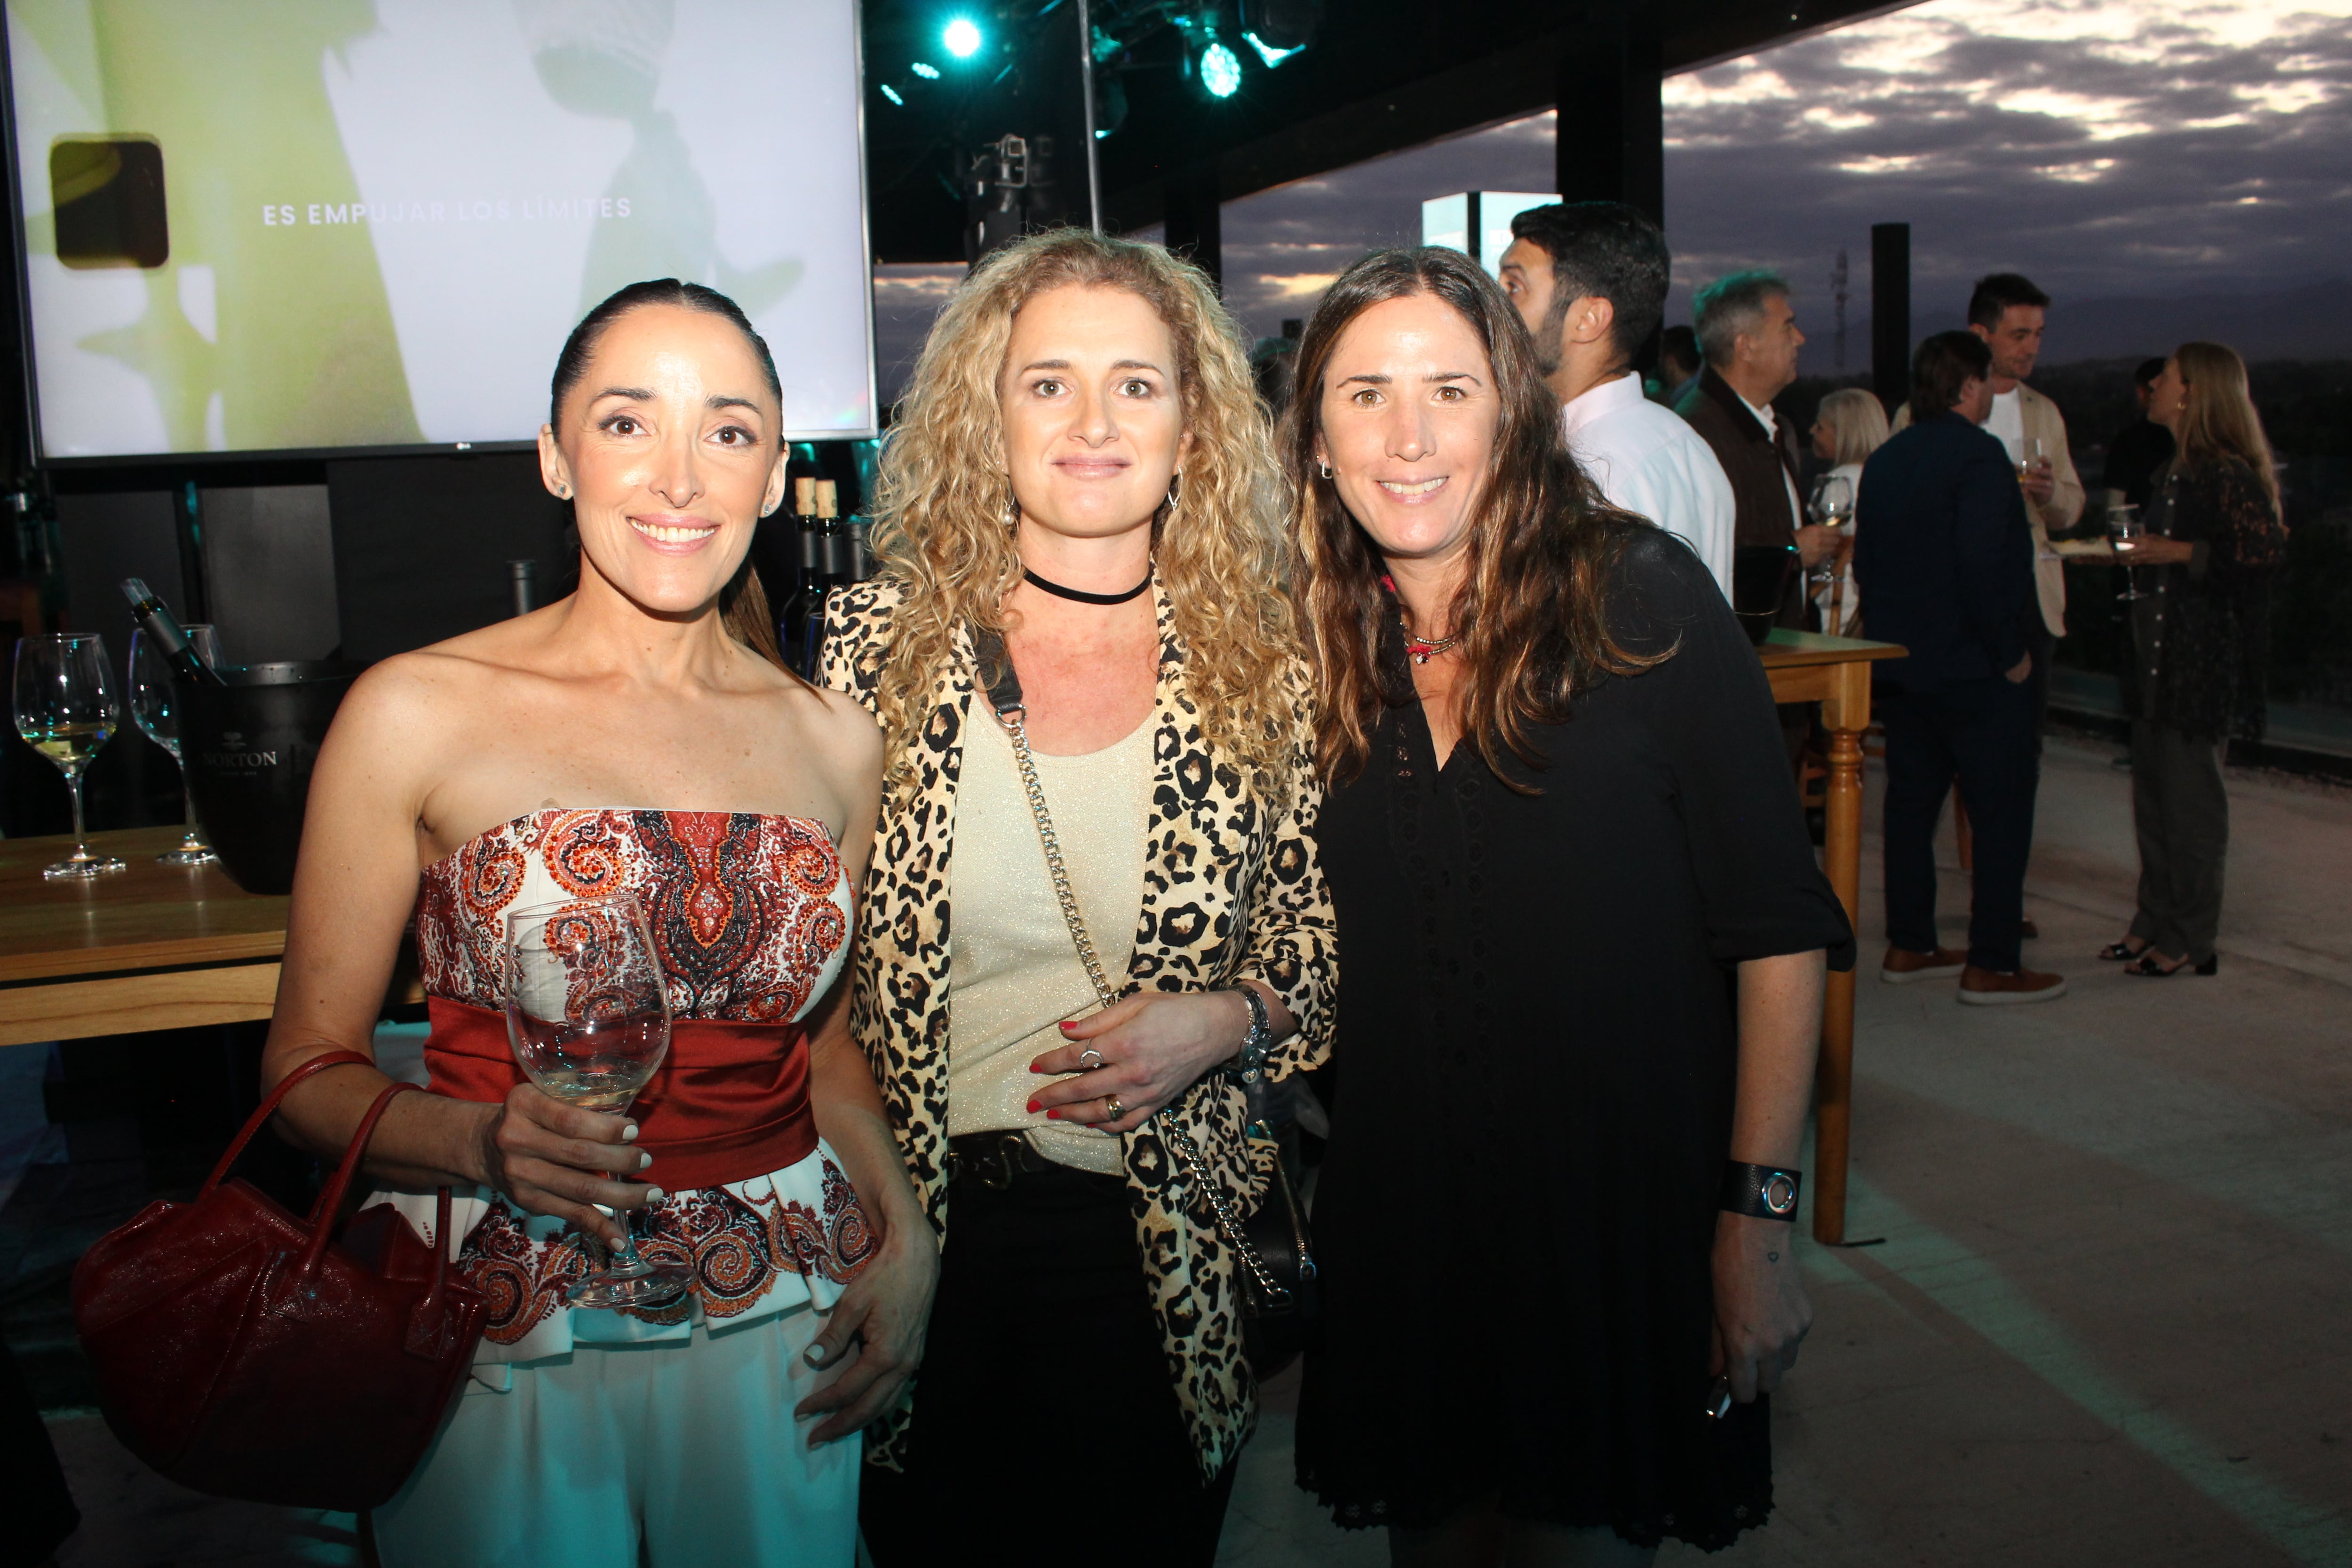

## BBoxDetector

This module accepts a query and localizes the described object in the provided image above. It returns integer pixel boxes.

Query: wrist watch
[1224,985,1273,1083]
[1720,1162,1802,1223]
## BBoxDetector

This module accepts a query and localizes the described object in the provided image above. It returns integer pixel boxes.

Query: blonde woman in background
[1808,387,1889,635]
[2094,342,2287,977]
[820,229,1335,1566]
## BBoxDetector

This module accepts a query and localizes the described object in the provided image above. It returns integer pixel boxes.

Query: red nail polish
[1046,1108,1062,1119]
[1026,1100,1041,1114]
[1059,1021,1079,1033]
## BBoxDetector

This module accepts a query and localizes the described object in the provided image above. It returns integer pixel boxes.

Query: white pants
[373,1299,861,1568]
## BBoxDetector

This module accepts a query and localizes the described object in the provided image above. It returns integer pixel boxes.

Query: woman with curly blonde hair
[819,229,1335,1566]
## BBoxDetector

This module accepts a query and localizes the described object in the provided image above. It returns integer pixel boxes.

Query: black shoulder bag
[972,625,1319,1378]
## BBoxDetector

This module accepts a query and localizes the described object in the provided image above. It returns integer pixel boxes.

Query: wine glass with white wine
[13,634,127,879]
[503,893,691,1308]
[1807,473,1854,590]
[2109,503,2152,602]
[129,624,222,866]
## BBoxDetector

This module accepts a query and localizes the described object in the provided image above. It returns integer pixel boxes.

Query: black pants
[859,1159,1238,1567]
[2129,720,2229,962]
[1883,677,2041,972]
[2025,616,2056,751]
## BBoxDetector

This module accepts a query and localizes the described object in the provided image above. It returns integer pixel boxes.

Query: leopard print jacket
[820,578,1336,1480]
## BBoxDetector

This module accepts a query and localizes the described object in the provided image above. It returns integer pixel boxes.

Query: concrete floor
[1221,735,2352,1568]
[20,735,2352,1567]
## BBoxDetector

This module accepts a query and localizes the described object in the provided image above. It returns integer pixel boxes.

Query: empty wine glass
[1807,473,1854,589]
[129,624,221,867]
[2109,505,2151,603]
[13,634,127,879]
[503,893,691,1308]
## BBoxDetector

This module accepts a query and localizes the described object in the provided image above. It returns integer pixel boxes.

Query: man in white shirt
[1495,202,1737,598]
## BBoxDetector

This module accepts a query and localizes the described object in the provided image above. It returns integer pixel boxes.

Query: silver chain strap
[1000,707,1292,1305]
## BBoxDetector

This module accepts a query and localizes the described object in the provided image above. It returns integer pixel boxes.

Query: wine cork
[816,479,839,519]
[793,476,816,515]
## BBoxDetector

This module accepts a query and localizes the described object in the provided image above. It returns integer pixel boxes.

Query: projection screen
[3,0,876,462]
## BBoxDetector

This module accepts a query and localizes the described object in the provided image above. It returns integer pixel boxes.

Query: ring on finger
[1102,1094,1124,1123]
[1078,1047,1105,1070]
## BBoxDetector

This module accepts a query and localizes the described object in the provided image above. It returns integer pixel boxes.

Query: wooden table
[1759,628,1906,1244]
[0,826,288,1047]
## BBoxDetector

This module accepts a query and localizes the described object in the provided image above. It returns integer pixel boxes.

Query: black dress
[1295,533,1856,1551]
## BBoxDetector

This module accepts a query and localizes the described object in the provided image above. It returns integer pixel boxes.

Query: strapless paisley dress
[369,808,872,1366]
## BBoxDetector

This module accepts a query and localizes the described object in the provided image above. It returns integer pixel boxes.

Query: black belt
[946,1131,1059,1190]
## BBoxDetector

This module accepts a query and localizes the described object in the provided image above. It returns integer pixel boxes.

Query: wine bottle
[800,481,847,674]
[816,480,846,590]
[775,478,822,674]
[119,578,225,686]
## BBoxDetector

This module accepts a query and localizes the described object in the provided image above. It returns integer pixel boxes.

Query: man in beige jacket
[1892,273,2081,716]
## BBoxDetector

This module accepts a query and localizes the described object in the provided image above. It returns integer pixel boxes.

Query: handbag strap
[972,624,1291,1306]
[294,1080,425,1283]
[201,1049,377,1196]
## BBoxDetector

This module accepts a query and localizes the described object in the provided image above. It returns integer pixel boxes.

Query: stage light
[880,83,905,105]
[942,17,983,58]
[910,60,941,79]
[1244,32,1301,67]
[1199,40,1242,98]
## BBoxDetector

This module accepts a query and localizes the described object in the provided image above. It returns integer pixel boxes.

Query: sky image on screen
[6,0,875,461]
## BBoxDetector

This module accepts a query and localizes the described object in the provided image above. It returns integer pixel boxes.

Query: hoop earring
[1163,473,1182,519]
[1318,461,1333,481]
[1005,479,1020,531]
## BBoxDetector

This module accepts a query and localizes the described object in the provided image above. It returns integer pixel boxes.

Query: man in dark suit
[1854,331,2067,1005]
[1674,270,1836,623]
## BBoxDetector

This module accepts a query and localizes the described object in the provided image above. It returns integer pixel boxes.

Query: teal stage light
[880,83,905,105]
[943,17,983,57]
[1200,40,1242,97]
[910,60,940,78]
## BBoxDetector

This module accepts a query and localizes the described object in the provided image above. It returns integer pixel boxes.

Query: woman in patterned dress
[2096,341,2288,976]
[259,281,936,1567]
[822,230,1335,1565]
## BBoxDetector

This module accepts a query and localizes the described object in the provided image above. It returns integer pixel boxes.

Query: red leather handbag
[72,1050,488,1512]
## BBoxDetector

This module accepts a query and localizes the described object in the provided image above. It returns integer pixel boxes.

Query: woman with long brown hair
[2095,341,2287,976]
[1285,247,1851,1565]
[819,229,1334,1564]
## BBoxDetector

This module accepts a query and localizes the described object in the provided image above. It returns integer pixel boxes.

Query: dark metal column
[1872,222,1911,414]
[1553,2,1664,225]
[1162,166,1222,292]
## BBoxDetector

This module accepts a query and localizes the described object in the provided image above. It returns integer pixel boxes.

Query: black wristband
[1720,1162,1802,1222]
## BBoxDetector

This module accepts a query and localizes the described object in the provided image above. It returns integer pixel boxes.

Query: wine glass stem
[65,769,90,859]
[176,763,202,846]
[609,1220,647,1269]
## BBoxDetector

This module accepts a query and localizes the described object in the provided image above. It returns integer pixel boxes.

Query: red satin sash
[424,997,816,1191]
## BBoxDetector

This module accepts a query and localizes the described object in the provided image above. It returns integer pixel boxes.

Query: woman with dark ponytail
[258,281,934,1564]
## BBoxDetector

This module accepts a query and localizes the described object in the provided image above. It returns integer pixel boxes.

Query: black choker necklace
[1023,566,1152,605]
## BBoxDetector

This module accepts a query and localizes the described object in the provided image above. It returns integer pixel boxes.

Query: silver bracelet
[1224,984,1273,1083]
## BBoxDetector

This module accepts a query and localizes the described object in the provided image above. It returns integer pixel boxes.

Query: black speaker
[327,453,572,664]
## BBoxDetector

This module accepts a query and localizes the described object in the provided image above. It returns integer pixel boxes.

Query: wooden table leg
[1812,662,1871,1244]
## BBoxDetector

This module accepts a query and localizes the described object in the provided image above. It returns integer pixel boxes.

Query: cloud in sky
[1217,0,2352,368]
[1658,0,2352,361]
[875,0,2352,397]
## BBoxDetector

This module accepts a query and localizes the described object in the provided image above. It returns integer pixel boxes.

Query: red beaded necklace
[1381,574,1461,664]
